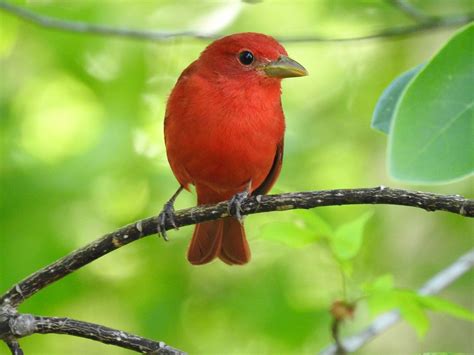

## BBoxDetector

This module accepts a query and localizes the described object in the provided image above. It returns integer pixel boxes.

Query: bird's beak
[263,55,308,78]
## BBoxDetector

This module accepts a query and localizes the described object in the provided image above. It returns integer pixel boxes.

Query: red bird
[159,32,307,265]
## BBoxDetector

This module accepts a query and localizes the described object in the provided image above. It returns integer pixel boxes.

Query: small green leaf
[329,211,372,260]
[389,23,474,183]
[369,274,395,292]
[296,210,333,237]
[366,291,398,315]
[417,295,474,322]
[260,221,317,247]
[260,210,331,248]
[372,64,424,134]
[364,274,397,314]
[397,292,430,338]
[339,259,354,278]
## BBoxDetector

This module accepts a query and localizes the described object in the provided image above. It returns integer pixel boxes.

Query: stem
[320,249,474,354]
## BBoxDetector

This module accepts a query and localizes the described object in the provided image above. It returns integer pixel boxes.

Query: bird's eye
[238,51,254,65]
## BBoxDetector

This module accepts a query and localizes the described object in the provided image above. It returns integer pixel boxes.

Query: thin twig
[319,249,474,355]
[387,0,434,23]
[4,313,184,354]
[0,187,472,309]
[331,319,345,355]
[0,1,472,43]
[0,1,200,41]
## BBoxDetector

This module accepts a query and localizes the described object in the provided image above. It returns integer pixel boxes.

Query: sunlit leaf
[366,291,398,315]
[297,210,333,237]
[372,64,424,134]
[389,23,474,183]
[260,210,332,248]
[365,274,397,314]
[329,211,373,260]
[371,274,394,291]
[260,221,319,247]
[364,274,395,292]
[417,295,474,322]
[397,292,430,338]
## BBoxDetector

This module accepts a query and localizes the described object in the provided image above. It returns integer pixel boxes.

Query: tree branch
[1,187,472,353]
[320,249,474,355]
[0,1,472,43]
[1,187,472,309]
[1,309,183,355]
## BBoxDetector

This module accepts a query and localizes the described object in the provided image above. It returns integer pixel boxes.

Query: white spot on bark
[15,284,24,298]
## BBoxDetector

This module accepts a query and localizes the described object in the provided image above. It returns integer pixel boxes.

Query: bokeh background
[1,0,473,354]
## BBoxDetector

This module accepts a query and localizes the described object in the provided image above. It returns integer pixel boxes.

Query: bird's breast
[165,75,285,195]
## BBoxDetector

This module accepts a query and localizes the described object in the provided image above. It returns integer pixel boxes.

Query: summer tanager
[160,32,307,265]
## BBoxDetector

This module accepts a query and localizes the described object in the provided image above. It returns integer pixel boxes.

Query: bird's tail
[187,217,250,265]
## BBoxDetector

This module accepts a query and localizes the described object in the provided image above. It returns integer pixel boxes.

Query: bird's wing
[253,139,284,196]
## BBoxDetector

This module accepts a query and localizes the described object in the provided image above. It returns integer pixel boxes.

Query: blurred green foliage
[1,1,473,354]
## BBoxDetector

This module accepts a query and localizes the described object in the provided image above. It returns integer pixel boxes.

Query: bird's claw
[156,201,178,241]
[228,190,249,223]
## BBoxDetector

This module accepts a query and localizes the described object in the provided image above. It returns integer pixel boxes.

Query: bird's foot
[156,201,178,241]
[156,186,184,241]
[228,190,250,223]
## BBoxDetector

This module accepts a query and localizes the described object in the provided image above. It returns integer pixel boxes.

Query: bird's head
[198,32,308,83]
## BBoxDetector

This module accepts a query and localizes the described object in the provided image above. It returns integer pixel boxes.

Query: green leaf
[397,292,430,338]
[298,210,333,237]
[372,64,424,134]
[364,274,397,314]
[367,291,397,315]
[329,211,372,260]
[417,295,474,322]
[368,274,395,292]
[260,210,331,248]
[388,23,474,183]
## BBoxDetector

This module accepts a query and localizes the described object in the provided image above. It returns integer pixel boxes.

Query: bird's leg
[228,180,252,223]
[157,186,184,241]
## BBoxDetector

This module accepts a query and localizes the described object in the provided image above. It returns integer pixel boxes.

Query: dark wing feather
[253,140,284,196]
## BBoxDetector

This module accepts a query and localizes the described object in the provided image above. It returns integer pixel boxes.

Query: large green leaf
[388,23,474,183]
[372,65,424,134]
